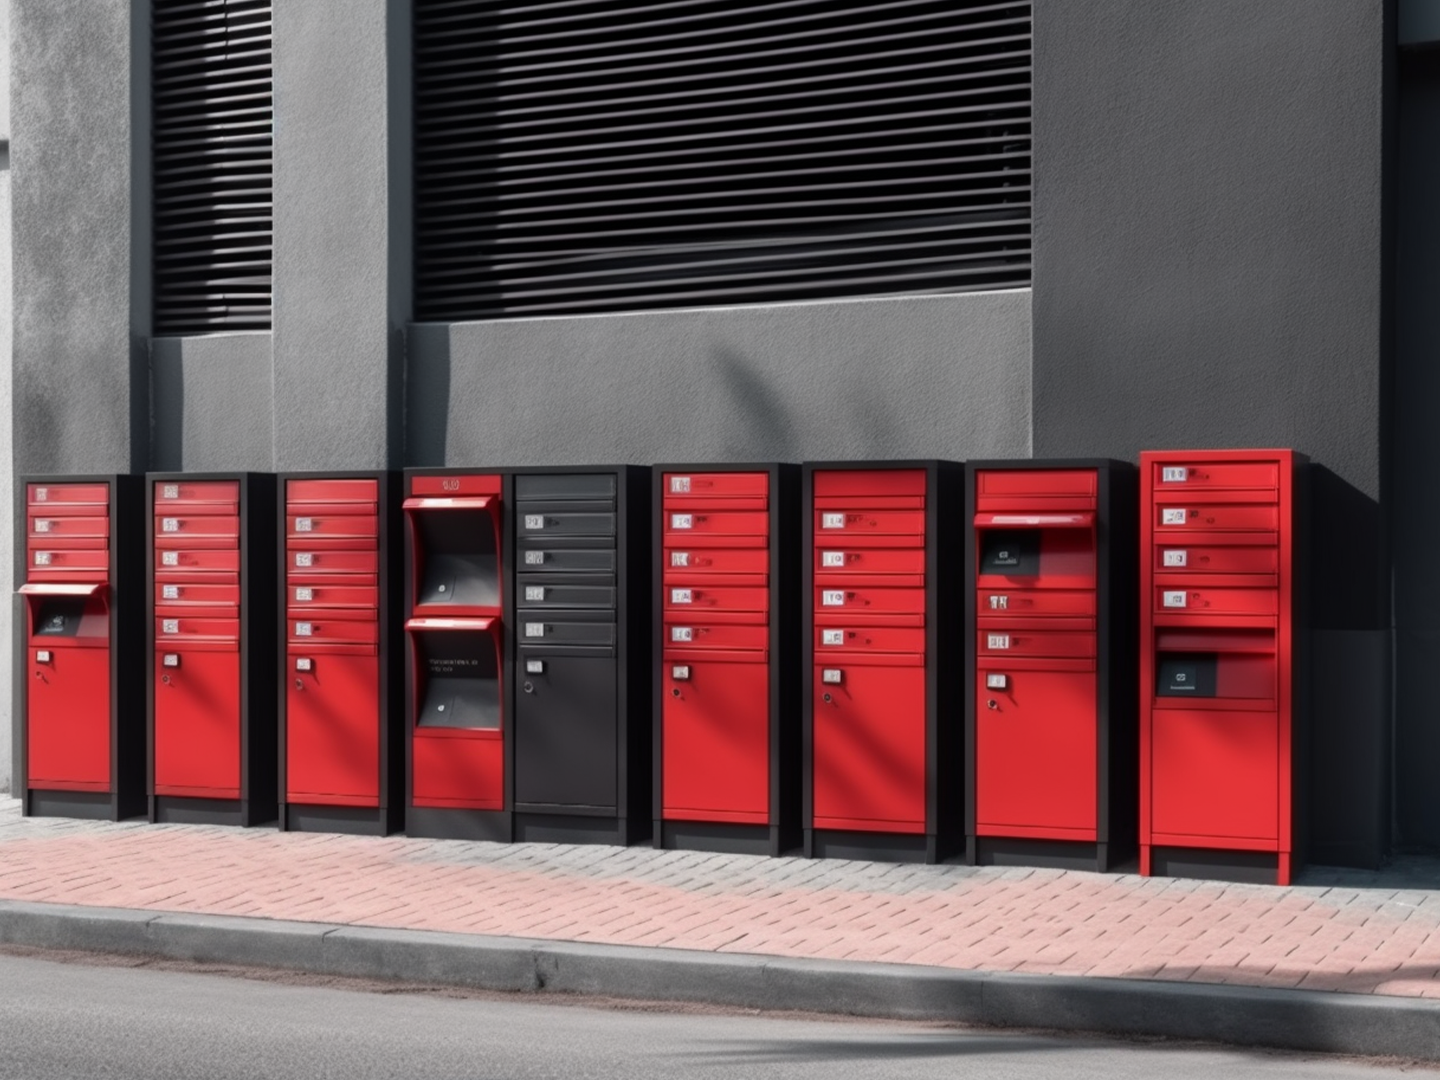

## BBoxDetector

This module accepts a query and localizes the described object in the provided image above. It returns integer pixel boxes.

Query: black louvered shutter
[414,0,1031,321]
[152,0,273,334]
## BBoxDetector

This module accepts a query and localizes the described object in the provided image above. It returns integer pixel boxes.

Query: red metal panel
[1153,586,1278,617]
[813,469,926,498]
[978,470,1096,498]
[977,589,1096,617]
[663,471,769,500]
[977,630,1096,659]
[813,547,926,575]
[286,550,379,575]
[153,513,241,549]
[665,622,769,650]
[156,617,240,644]
[664,585,769,614]
[662,657,768,821]
[27,547,109,582]
[813,509,925,538]
[1153,503,1280,532]
[154,582,240,610]
[975,669,1097,836]
[813,624,926,654]
[26,645,111,789]
[153,648,241,796]
[1151,461,1279,491]
[1150,709,1279,841]
[289,619,380,646]
[412,732,503,808]
[286,653,380,802]
[1153,543,1279,575]
[287,584,379,610]
[28,483,109,508]
[155,548,241,575]
[410,473,501,496]
[812,661,925,832]
[28,515,110,540]
[663,548,769,576]
[663,510,770,545]
[287,478,379,503]
[814,585,926,617]
[285,514,379,540]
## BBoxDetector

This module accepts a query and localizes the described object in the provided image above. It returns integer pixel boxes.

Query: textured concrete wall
[150,334,274,473]
[1031,0,1391,865]
[272,0,407,470]
[0,0,11,792]
[408,292,1032,467]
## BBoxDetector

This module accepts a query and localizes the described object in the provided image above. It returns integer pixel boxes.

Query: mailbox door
[27,646,111,787]
[1151,709,1278,841]
[514,653,618,811]
[812,662,926,832]
[286,653,380,802]
[153,649,241,796]
[662,657,768,820]
[975,669,1097,835]
[412,733,504,808]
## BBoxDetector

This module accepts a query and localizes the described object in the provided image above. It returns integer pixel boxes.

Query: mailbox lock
[671,688,681,698]
[295,679,304,691]
[523,681,535,694]
[161,674,171,686]
[822,692,833,704]
[987,699,999,710]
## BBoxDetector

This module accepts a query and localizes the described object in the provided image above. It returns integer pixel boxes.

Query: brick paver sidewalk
[3,797,1438,998]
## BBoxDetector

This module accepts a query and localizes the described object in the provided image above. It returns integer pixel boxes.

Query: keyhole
[987,699,999,710]
[822,693,833,704]
[161,674,171,685]
[671,687,681,697]
[295,679,304,690]
[523,681,535,694]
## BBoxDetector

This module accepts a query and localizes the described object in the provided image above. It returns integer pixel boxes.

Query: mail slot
[285,513,380,543]
[148,472,277,828]
[1140,450,1305,886]
[17,475,146,822]
[965,459,1137,873]
[513,466,650,847]
[655,464,798,856]
[403,470,509,841]
[803,460,960,864]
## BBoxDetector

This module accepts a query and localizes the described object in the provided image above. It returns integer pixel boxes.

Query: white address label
[34,520,51,533]
[295,587,313,602]
[34,552,51,566]
[163,585,180,600]
[525,550,545,565]
[295,553,313,567]
[1162,467,1189,483]
[822,629,845,646]
[34,488,47,502]
[822,669,843,684]
[1163,591,1188,608]
[1163,550,1188,567]
[670,476,691,493]
[987,633,1011,650]
[671,588,693,604]
[821,551,845,568]
[296,622,313,636]
[821,512,845,530]
[524,514,545,530]
[163,551,179,566]
[671,514,693,529]
[295,518,313,532]
[670,552,690,567]
[1161,508,1187,525]
[162,518,180,532]
[671,626,694,642]
[525,586,545,602]
[163,619,180,634]
[525,622,546,638]
[162,484,179,499]
[989,595,1008,610]
[822,590,845,606]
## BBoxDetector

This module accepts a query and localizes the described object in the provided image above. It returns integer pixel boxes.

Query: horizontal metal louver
[414,0,1031,320]
[153,0,273,334]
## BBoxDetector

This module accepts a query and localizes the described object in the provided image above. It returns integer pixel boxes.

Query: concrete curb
[2,899,1438,1061]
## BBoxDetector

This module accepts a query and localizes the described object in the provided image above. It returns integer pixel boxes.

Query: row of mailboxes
[14,453,1306,884]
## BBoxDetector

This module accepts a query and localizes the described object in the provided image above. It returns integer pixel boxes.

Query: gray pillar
[272,0,410,470]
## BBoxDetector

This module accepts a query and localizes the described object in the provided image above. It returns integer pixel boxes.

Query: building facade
[8,0,1432,868]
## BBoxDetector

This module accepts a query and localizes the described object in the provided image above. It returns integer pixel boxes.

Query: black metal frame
[401,467,514,842]
[961,458,1138,872]
[650,462,801,857]
[507,464,651,846]
[800,459,962,864]
[13,474,146,821]
[146,472,277,827]
[275,471,402,836]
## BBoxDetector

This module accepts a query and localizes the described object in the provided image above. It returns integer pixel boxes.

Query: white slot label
[821,512,845,530]
[989,595,1008,610]
[163,654,179,667]
[671,588,693,604]
[670,476,691,493]
[987,633,1011,650]
[34,552,51,566]
[524,514,545,530]
[671,626,694,642]
[672,665,691,680]
[296,622,313,636]
[525,550,545,565]
[671,514,694,530]
[295,658,313,672]
[295,518,313,532]
[1162,508,1187,525]
[34,488,47,502]
[821,551,845,568]
[162,551,179,566]
[34,520,51,533]
[822,668,843,684]
[1162,467,1189,483]
[1163,591,1188,608]
[526,660,545,674]
[36,651,51,663]
[162,585,180,600]
[822,590,845,606]
[822,629,845,646]
[526,586,545,602]
[1163,550,1188,567]
[295,587,313,602]
[671,552,690,567]
[162,484,179,499]
[986,673,1008,690]
[295,553,313,567]
[525,622,546,638]
[162,518,180,532]
[163,619,180,634]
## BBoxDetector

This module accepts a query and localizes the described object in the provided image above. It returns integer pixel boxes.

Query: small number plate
[671,588,693,604]
[295,658,313,672]
[1162,467,1189,483]
[162,551,179,566]
[524,514,545,530]
[162,484,179,499]
[525,622,546,638]
[295,587,314,602]
[162,518,180,532]
[295,622,313,636]
[526,660,545,674]
[1161,508,1187,525]
[295,518,313,532]
[295,553,313,567]
[822,590,845,606]
[821,512,845,530]
[34,552,51,566]
[821,551,845,568]
[525,586,545,601]
[163,619,180,634]
[672,665,691,680]
[821,629,844,646]
[163,654,179,668]
[1163,550,1188,567]
[525,551,545,565]
[986,673,1008,690]
[989,595,1008,610]
[821,668,843,685]
[671,551,690,567]
[162,585,180,600]
[1163,591,1188,608]
[34,520,51,533]
[671,514,693,529]
[36,651,51,663]
[987,633,1011,650]
[34,488,47,502]
[671,626,694,642]
[670,476,691,493]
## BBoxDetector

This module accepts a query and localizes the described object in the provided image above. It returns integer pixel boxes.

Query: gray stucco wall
[150,334,274,472]
[0,0,11,793]
[409,292,1032,467]
[1031,0,1391,866]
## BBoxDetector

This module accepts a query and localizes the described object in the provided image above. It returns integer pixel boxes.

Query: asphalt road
[0,950,1428,1080]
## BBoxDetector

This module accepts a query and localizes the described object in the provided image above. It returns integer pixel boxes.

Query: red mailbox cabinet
[16,476,145,820]
[147,473,277,826]
[653,464,799,855]
[802,461,961,863]
[403,470,510,840]
[1140,450,1308,885]
[278,472,401,835]
[963,460,1137,871]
